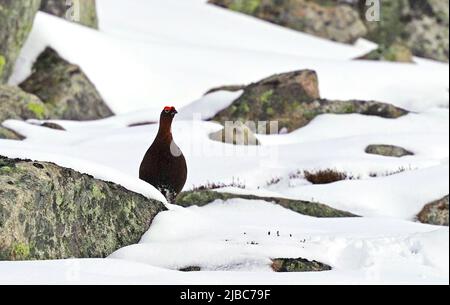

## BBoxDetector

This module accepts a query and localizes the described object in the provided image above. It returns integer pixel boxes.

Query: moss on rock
[176,190,357,218]
[0,156,167,261]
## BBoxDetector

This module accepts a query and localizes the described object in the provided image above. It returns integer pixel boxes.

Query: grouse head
[161,106,178,118]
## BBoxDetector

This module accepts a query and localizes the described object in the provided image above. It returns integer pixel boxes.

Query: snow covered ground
[1,0,449,284]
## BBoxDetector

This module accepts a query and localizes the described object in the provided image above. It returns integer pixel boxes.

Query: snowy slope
[9,1,449,113]
[1,0,449,285]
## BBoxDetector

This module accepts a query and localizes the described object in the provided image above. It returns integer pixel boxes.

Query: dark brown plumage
[139,106,187,203]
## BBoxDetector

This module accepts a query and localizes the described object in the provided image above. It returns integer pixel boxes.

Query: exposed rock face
[20,48,113,121]
[0,0,41,83]
[272,258,332,272]
[0,156,167,260]
[209,0,367,43]
[0,85,49,140]
[176,190,358,218]
[209,121,260,145]
[365,144,414,158]
[417,195,449,226]
[211,70,408,133]
[40,0,99,29]
[358,43,414,63]
[364,0,449,62]
[210,0,449,62]
[0,127,24,140]
[0,85,48,122]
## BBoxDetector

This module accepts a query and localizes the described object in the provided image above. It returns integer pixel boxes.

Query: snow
[9,1,449,113]
[1,0,449,285]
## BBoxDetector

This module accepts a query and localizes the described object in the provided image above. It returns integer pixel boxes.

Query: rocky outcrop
[176,190,357,218]
[0,156,167,261]
[209,0,367,44]
[271,258,332,272]
[357,43,414,63]
[0,85,49,140]
[417,195,449,226]
[40,0,99,29]
[0,127,24,140]
[20,48,113,121]
[363,0,449,62]
[211,70,408,133]
[0,0,41,83]
[209,121,260,145]
[210,0,449,62]
[365,144,414,158]
[0,85,49,122]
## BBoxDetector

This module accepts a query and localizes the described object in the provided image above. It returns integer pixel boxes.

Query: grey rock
[20,47,113,121]
[272,258,332,272]
[417,195,449,226]
[176,190,358,218]
[365,144,414,158]
[0,127,24,141]
[209,0,367,44]
[40,0,99,29]
[209,121,260,145]
[0,156,167,260]
[0,0,41,83]
[211,70,408,133]
[0,85,48,122]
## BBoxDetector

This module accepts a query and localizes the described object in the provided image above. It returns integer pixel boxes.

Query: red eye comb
[164,106,175,111]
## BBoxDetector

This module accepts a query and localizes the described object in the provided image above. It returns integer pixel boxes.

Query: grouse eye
[164,109,170,113]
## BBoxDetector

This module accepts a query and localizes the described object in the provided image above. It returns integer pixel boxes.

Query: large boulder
[40,0,99,29]
[210,0,449,62]
[0,156,167,260]
[211,70,408,133]
[20,47,113,121]
[176,190,357,218]
[417,195,449,226]
[209,0,367,44]
[363,0,449,62]
[0,0,41,83]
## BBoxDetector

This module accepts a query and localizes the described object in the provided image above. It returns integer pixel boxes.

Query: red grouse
[139,106,187,203]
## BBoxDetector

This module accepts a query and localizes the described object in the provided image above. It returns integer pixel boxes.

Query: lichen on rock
[365,144,414,158]
[209,0,367,44]
[20,47,114,121]
[357,43,414,63]
[417,195,449,226]
[0,0,41,83]
[40,0,99,29]
[176,190,357,218]
[0,85,49,123]
[271,258,332,272]
[0,156,167,261]
[210,70,408,133]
